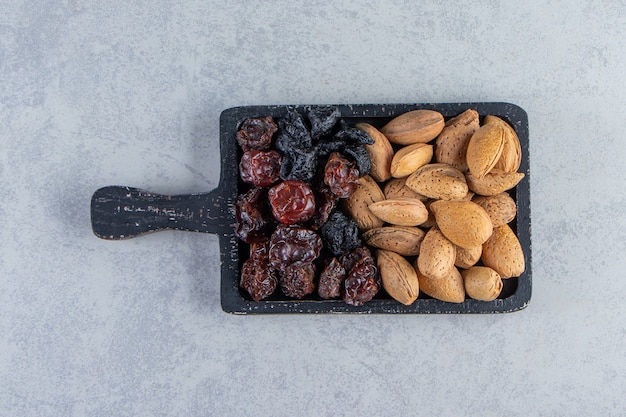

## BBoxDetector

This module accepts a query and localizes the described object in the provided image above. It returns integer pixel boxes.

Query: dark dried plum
[278,109,312,148]
[236,117,277,151]
[323,152,359,198]
[240,257,278,301]
[320,210,362,257]
[280,150,318,182]
[268,180,316,225]
[239,150,283,187]
[279,262,316,299]
[318,257,345,299]
[343,144,371,176]
[234,187,272,243]
[333,128,374,145]
[306,106,341,141]
[268,224,322,272]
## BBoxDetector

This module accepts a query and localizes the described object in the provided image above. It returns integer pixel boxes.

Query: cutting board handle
[90,186,230,239]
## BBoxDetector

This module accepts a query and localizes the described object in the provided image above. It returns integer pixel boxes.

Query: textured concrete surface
[1,1,625,416]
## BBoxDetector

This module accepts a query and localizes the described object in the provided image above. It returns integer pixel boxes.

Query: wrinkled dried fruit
[342,247,380,306]
[236,116,278,151]
[319,210,362,257]
[280,262,316,299]
[268,180,316,224]
[324,152,359,198]
[268,224,322,272]
[318,257,345,299]
[239,150,283,187]
[234,187,273,243]
[240,257,278,301]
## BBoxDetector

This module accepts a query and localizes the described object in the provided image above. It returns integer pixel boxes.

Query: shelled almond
[344,108,526,305]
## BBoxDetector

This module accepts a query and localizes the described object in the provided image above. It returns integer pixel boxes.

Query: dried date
[268,180,316,224]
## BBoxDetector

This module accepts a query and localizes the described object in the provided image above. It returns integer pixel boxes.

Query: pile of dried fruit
[233,107,526,306]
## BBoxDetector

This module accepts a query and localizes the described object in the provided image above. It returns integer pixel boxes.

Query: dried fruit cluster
[350,109,526,305]
[234,107,381,305]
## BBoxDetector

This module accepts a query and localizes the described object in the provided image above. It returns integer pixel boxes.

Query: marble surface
[1,1,625,416]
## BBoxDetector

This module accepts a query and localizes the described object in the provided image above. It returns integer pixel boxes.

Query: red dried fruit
[240,257,278,301]
[268,224,322,272]
[318,257,345,299]
[239,150,283,187]
[341,247,380,306]
[236,116,278,151]
[279,262,316,299]
[310,186,338,230]
[268,180,316,225]
[324,152,359,198]
[234,187,272,243]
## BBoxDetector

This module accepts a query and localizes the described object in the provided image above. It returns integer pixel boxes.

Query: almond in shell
[368,198,429,227]
[405,163,468,200]
[356,122,394,182]
[455,244,482,269]
[466,169,525,196]
[383,178,428,201]
[377,249,420,305]
[380,109,445,145]
[415,265,465,303]
[466,123,506,179]
[434,109,480,172]
[484,115,522,172]
[416,227,456,279]
[363,226,425,257]
[481,224,525,278]
[430,199,493,249]
[461,266,503,301]
[341,175,385,231]
[390,143,433,178]
[472,192,517,228]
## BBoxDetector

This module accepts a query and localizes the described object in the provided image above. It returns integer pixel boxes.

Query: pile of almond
[343,109,526,305]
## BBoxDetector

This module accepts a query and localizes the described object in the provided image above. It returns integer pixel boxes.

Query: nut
[363,226,425,257]
[466,169,525,196]
[380,109,445,145]
[341,175,385,230]
[405,163,468,200]
[454,244,482,269]
[481,224,525,278]
[390,143,434,178]
[461,266,503,301]
[466,123,506,179]
[415,265,465,303]
[472,192,517,228]
[356,123,394,182]
[383,178,428,201]
[368,198,429,227]
[484,115,521,172]
[434,109,480,172]
[430,199,493,249]
[416,227,456,279]
[377,249,420,305]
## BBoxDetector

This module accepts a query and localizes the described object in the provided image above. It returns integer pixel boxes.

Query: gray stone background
[1,1,625,416]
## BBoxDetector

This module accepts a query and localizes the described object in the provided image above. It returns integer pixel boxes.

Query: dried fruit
[405,163,468,200]
[306,106,341,141]
[324,152,359,198]
[268,224,322,272]
[239,150,283,187]
[430,199,493,249]
[234,187,273,243]
[236,116,278,151]
[377,249,419,305]
[240,257,278,301]
[363,226,425,257]
[319,210,362,257]
[318,257,345,299]
[417,227,456,279]
[380,109,445,145]
[368,198,429,227]
[466,123,506,179]
[390,143,434,178]
[268,180,316,224]
[342,247,380,306]
[280,262,316,299]
[481,224,525,278]
[356,122,394,182]
[461,266,503,301]
[434,109,480,172]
